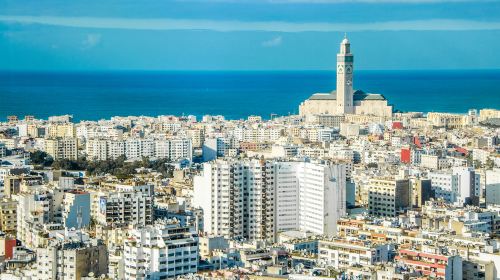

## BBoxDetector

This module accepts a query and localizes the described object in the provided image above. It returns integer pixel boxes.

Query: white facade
[92,189,153,227]
[194,159,346,241]
[429,167,480,206]
[123,220,199,280]
[86,138,192,161]
[318,238,392,269]
[296,162,346,236]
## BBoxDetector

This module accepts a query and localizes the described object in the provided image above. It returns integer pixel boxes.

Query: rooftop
[308,90,387,101]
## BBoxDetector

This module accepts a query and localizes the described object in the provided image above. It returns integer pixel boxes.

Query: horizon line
[1,68,500,73]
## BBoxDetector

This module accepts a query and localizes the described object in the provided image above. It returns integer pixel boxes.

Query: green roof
[308,89,386,101]
[309,91,337,100]
[353,90,387,101]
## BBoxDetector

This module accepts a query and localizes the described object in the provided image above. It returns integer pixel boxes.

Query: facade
[123,220,199,280]
[193,159,346,241]
[0,198,17,234]
[318,238,392,269]
[412,179,434,208]
[62,191,91,229]
[486,169,500,205]
[44,138,78,160]
[430,168,480,206]
[15,190,53,247]
[193,159,275,241]
[46,123,76,138]
[395,249,462,280]
[86,138,192,161]
[92,184,154,228]
[36,239,108,280]
[296,162,346,236]
[299,36,392,117]
[368,178,410,217]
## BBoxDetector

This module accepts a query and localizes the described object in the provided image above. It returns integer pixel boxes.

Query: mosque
[299,36,393,117]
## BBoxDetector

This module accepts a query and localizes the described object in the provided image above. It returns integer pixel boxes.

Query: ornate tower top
[340,33,351,54]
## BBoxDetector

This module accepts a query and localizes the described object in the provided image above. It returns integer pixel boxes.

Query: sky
[1,0,500,71]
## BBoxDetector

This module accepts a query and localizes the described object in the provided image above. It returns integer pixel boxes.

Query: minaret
[336,34,354,115]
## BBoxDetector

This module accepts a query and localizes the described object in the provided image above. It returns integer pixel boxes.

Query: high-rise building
[194,159,346,241]
[193,159,275,241]
[15,189,54,248]
[296,162,346,236]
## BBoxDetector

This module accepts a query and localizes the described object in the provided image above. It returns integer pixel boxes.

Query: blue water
[0,70,499,121]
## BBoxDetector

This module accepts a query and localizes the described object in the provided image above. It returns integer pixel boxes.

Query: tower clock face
[337,65,344,74]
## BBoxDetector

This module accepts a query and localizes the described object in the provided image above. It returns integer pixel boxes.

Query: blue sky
[1,0,500,70]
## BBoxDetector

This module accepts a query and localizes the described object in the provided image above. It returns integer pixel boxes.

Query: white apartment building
[86,138,192,161]
[193,159,274,241]
[193,159,346,241]
[296,162,346,236]
[421,154,447,170]
[15,190,53,248]
[168,138,193,161]
[486,169,500,205]
[202,137,231,162]
[92,187,153,227]
[429,167,480,206]
[318,238,392,269]
[473,148,491,165]
[274,162,299,233]
[86,138,108,161]
[429,172,458,204]
[123,220,199,280]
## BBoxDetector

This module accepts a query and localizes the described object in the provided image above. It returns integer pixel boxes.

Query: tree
[29,151,53,166]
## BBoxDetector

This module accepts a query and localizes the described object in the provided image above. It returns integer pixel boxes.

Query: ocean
[0,70,499,121]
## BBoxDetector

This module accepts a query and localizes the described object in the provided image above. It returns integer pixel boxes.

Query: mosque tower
[336,34,354,114]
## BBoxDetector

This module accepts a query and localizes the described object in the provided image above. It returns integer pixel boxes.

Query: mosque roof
[308,90,387,101]
[353,91,387,101]
[309,91,337,100]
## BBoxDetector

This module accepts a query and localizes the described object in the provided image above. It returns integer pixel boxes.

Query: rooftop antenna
[344,32,347,39]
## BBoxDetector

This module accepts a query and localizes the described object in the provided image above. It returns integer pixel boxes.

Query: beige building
[479,108,500,122]
[427,112,474,128]
[0,198,17,235]
[44,138,78,160]
[299,36,392,118]
[368,178,411,217]
[47,123,76,138]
